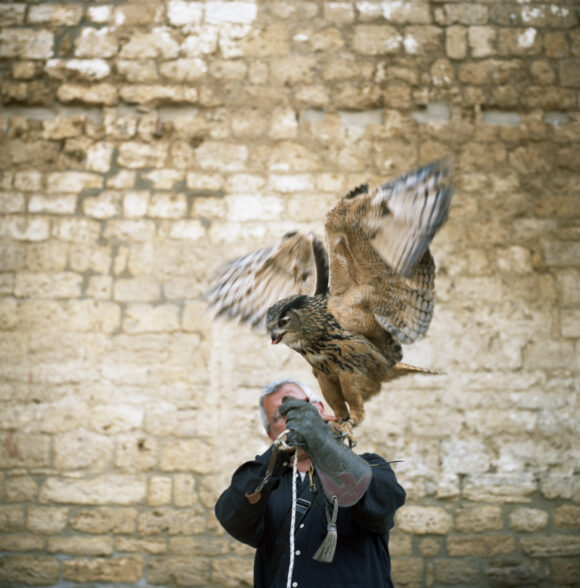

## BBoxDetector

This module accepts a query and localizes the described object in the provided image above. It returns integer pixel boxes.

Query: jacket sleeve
[347,453,406,534]
[214,445,285,548]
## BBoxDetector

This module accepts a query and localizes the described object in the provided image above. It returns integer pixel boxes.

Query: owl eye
[279,316,290,327]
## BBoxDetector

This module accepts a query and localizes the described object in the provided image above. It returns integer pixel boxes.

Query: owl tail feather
[390,363,444,379]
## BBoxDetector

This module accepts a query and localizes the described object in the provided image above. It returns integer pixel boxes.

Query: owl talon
[330,419,357,448]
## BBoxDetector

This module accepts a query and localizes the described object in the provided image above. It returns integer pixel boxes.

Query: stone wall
[0,1,579,586]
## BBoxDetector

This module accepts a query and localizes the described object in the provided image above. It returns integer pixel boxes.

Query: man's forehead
[277,384,307,399]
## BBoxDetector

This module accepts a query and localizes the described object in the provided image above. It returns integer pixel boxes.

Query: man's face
[263,383,324,441]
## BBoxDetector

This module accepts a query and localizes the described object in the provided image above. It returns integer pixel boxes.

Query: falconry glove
[279,397,371,507]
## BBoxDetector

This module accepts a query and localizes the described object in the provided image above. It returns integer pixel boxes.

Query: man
[215,379,406,587]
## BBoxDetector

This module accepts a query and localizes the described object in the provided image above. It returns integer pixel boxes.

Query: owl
[205,160,454,441]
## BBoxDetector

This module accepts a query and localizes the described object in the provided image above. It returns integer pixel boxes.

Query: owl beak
[271,333,283,345]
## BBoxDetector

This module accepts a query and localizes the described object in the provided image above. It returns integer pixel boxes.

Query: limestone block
[419,537,441,557]
[436,3,488,25]
[123,191,150,218]
[173,474,196,506]
[28,194,76,215]
[5,477,38,503]
[223,23,289,59]
[57,83,118,105]
[166,219,206,240]
[182,27,219,56]
[46,58,111,82]
[89,404,144,435]
[404,26,443,55]
[83,191,122,218]
[167,0,203,26]
[113,280,160,304]
[545,32,569,59]
[87,6,113,24]
[54,430,114,471]
[28,5,82,26]
[554,504,580,529]
[0,5,26,27]
[0,534,44,552]
[147,556,211,585]
[0,192,25,213]
[143,170,184,190]
[434,559,480,585]
[62,557,144,583]
[15,271,82,298]
[0,555,60,585]
[115,435,159,471]
[120,85,198,105]
[74,28,117,59]
[0,433,50,468]
[39,475,147,505]
[116,536,166,553]
[160,439,216,474]
[455,505,503,533]
[552,558,580,585]
[27,507,68,534]
[148,193,187,218]
[47,171,103,193]
[86,141,114,173]
[521,535,580,558]
[463,473,537,503]
[447,534,516,557]
[114,1,164,25]
[212,556,254,587]
[104,219,156,242]
[498,28,542,56]
[138,506,206,536]
[120,29,179,59]
[560,59,580,89]
[149,476,172,506]
[509,507,549,532]
[42,115,84,140]
[0,506,26,532]
[352,25,401,55]
[86,275,112,300]
[118,141,168,168]
[396,506,453,535]
[48,536,114,556]
[468,26,496,57]
[195,141,248,171]
[390,557,424,586]
[2,217,50,241]
[69,507,137,534]
[0,29,54,59]
[556,269,580,305]
[14,171,42,192]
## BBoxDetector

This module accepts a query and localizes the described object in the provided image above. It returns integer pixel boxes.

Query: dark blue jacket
[215,446,406,588]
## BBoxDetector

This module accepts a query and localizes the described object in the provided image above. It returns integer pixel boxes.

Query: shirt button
[295,549,301,556]
[299,523,304,529]
[292,583,298,588]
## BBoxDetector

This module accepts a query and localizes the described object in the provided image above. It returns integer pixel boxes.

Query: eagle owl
[205,160,454,440]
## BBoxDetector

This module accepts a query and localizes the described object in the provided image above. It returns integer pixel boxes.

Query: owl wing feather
[325,159,454,345]
[203,231,328,329]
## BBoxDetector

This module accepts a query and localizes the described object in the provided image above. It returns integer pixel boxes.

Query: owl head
[265,295,310,350]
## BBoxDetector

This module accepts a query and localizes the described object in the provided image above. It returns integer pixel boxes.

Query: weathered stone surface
[69,508,137,534]
[0,4,578,588]
[39,476,147,505]
[62,557,143,583]
[0,555,60,585]
[509,507,549,532]
[396,506,453,535]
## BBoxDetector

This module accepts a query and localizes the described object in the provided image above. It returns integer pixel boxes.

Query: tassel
[313,495,338,563]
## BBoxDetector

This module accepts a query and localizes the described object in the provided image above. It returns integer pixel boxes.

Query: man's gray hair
[259,379,322,433]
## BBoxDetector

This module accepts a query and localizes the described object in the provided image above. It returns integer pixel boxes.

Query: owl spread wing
[203,231,329,328]
[325,159,454,345]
